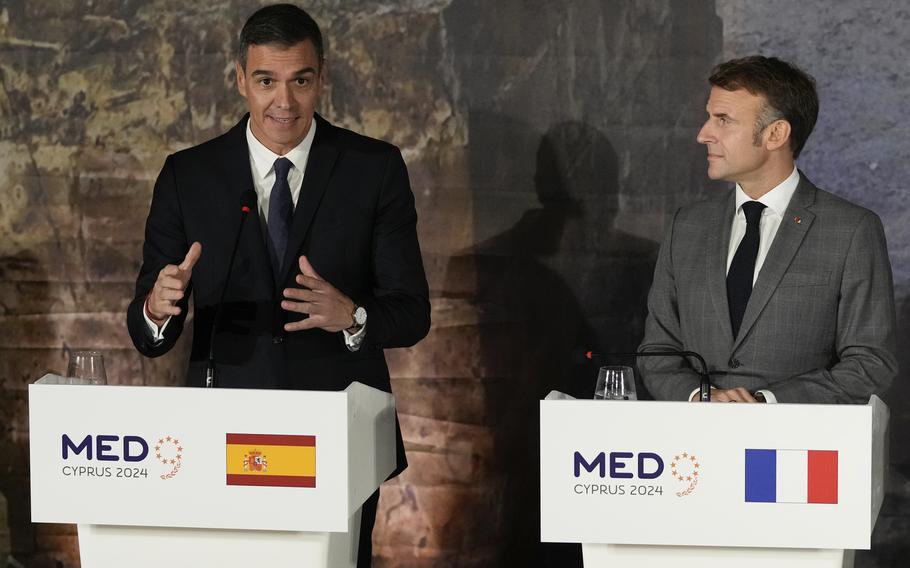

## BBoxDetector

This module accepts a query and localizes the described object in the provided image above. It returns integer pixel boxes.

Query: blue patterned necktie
[267,157,293,276]
[727,200,767,338]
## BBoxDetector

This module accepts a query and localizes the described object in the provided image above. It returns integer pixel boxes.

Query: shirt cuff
[342,323,367,352]
[143,296,171,343]
[755,389,777,403]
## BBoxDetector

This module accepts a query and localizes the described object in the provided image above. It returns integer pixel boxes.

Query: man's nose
[273,83,292,108]
[696,122,713,144]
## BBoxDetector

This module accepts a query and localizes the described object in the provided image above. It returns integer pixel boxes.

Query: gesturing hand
[145,242,202,325]
[282,255,355,333]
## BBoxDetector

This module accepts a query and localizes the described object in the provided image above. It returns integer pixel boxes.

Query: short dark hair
[237,4,324,69]
[709,55,818,158]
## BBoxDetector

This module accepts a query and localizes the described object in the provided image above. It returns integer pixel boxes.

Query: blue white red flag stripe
[745,449,837,504]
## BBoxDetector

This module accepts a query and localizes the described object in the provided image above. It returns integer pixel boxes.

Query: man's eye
[296,78,309,86]
[259,78,272,87]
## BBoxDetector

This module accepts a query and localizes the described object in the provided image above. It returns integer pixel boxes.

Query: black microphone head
[571,348,599,364]
[240,190,257,214]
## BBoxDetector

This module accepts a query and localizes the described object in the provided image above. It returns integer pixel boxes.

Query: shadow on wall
[396,0,721,564]
[444,114,658,567]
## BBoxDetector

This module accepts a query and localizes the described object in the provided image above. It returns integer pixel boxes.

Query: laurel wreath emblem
[154,436,183,480]
[670,451,700,497]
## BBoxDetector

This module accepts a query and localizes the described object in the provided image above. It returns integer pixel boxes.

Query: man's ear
[317,59,328,90]
[235,61,247,98]
[765,119,792,152]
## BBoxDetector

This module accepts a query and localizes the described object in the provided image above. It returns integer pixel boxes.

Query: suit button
[729,358,741,369]
[272,336,284,345]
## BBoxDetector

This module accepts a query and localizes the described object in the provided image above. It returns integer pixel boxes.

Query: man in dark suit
[126,4,430,565]
[639,56,897,404]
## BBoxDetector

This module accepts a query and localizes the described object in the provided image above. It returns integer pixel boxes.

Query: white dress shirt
[245,118,314,222]
[145,119,366,350]
[726,166,801,283]
[690,166,800,403]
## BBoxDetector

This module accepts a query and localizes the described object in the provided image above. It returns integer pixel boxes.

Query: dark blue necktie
[267,157,293,276]
[727,201,766,338]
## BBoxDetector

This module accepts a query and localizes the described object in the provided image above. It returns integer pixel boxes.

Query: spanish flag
[225,433,316,488]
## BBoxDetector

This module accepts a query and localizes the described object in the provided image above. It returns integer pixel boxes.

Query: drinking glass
[67,351,108,385]
[594,366,636,400]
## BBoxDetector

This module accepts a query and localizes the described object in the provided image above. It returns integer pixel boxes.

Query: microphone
[577,349,715,402]
[206,191,256,388]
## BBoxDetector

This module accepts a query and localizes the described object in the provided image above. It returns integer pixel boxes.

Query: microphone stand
[584,350,714,402]
[206,198,254,388]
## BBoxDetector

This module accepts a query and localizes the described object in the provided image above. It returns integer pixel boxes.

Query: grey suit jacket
[639,173,897,403]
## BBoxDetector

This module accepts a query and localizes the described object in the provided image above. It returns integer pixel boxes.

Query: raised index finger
[179,241,202,271]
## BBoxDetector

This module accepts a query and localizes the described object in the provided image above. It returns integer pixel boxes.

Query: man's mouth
[268,116,298,125]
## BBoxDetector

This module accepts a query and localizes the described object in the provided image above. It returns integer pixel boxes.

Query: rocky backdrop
[1,1,907,566]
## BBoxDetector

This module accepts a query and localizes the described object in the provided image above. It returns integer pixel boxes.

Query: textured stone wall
[0,491,9,563]
[411,3,721,566]
[0,1,907,567]
[0,2,467,566]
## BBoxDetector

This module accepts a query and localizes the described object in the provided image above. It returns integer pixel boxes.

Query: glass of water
[67,351,108,385]
[595,366,636,400]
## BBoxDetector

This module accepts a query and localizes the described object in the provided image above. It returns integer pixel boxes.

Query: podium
[540,395,888,568]
[29,375,397,568]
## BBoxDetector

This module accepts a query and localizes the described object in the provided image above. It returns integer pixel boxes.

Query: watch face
[354,306,367,326]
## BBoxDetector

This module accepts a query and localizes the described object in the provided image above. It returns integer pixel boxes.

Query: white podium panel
[75,515,363,568]
[29,374,399,568]
[30,377,394,533]
[30,376,397,568]
[581,543,853,568]
[540,398,885,551]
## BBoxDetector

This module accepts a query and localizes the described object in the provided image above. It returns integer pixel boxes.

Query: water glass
[595,366,636,400]
[67,351,108,385]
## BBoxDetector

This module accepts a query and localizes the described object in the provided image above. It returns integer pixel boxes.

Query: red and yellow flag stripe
[225,433,316,488]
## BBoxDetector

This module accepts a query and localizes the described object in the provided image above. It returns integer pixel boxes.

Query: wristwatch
[348,305,367,332]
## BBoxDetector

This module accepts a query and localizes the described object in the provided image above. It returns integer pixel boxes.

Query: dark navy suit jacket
[127,113,430,474]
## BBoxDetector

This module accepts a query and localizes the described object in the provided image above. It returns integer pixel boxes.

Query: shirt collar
[734,166,800,217]
[245,117,317,180]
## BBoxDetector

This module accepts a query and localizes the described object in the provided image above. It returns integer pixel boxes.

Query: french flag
[744,449,838,504]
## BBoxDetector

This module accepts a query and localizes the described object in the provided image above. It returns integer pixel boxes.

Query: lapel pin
[793,216,802,224]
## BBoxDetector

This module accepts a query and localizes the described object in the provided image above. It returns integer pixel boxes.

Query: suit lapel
[707,192,735,342]
[279,114,341,286]
[732,174,817,349]
[215,115,275,291]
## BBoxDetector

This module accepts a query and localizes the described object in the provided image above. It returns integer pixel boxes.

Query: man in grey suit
[639,55,897,403]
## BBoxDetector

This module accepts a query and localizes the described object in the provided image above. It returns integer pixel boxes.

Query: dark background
[0,1,907,566]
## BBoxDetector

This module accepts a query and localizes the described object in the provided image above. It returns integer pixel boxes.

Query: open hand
[282,255,355,333]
